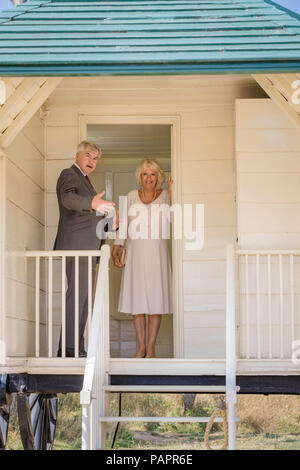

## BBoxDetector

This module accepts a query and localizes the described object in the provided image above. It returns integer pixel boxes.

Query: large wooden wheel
[17,393,58,450]
[0,374,12,450]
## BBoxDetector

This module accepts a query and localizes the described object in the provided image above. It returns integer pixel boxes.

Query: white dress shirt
[74,162,86,177]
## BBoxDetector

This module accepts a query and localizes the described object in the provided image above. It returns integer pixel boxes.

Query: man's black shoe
[57,349,87,358]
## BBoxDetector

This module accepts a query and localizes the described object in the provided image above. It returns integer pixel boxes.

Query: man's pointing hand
[92,191,115,214]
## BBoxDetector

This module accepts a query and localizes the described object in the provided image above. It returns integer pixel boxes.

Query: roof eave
[1,61,300,76]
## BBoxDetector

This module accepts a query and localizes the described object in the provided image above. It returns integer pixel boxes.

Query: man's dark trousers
[58,256,97,354]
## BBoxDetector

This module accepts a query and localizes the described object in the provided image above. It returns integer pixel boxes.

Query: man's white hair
[77,140,102,156]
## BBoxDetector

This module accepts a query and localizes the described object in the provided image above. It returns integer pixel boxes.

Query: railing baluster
[88,256,92,338]
[245,254,249,359]
[48,256,53,358]
[267,254,272,359]
[25,250,102,360]
[75,255,79,358]
[104,274,110,366]
[238,255,242,360]
[256,254,261,359]
[279,254,284,358]
[62,256,66,358]
[238,250,300,362]
[35,256,40,358]
[290,254,295,351]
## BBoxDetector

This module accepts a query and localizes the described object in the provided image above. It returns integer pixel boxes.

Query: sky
[0,0,12,11]
[0,0,300,15]
[272,0,300,14]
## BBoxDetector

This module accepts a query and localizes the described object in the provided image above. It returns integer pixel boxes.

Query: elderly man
[54,140,115,357]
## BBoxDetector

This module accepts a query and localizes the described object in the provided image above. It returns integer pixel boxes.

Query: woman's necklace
[141,187,157,204]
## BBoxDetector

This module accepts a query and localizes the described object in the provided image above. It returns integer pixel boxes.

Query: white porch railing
[79,244,238,450]
[237,249,300,360]
[25,249,103,359]
[80,244,110,450]
[22,244,300,448]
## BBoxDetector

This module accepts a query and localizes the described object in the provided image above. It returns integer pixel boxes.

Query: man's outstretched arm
[58,169,115,214]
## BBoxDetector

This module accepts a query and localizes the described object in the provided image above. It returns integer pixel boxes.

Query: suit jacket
[53,164,107,251]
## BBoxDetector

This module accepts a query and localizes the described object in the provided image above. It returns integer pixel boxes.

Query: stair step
[99,416,240,423]
[103,385,240,393]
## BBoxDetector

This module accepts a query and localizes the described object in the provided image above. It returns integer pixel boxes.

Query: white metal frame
[78,113,184,358]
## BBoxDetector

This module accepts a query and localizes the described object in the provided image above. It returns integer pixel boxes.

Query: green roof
[0,0,300,75]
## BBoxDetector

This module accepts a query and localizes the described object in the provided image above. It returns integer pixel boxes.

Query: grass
[6,394,82,451]
[5,393,300,450]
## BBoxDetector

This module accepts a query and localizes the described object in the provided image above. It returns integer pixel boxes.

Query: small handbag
[119,245,127,265]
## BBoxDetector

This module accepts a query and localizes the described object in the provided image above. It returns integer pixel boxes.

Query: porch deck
[3,357,300,397]
[3,356,300,376]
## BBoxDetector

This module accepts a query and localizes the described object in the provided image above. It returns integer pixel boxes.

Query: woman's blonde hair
[135,158,165,190]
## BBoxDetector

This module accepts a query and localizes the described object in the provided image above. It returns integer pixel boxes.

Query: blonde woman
[112,159,173,358]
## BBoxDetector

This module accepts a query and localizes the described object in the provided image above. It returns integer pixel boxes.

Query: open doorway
[87,123,173,358]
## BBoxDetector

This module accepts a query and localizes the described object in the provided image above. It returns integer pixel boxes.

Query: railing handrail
[24,250,102,257]
[80,244,110,406]
[237,249,300,255]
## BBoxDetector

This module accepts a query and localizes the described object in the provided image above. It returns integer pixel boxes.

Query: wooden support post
[226,244,237,450]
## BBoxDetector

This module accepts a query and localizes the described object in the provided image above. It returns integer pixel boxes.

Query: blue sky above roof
[0,0,12,11]
[268,0,300,15]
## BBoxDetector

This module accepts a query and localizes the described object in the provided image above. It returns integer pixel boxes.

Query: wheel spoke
[41,401,47,450]
[17,394,58,450]
[29,393,40,412]
[45,401,51,449]
[32,398,44,436]
[0,405,10,450]
[17,394,36,450]
[49,400,57,422]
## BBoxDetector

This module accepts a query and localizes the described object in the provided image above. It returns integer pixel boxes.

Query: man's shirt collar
[74,162,86,176]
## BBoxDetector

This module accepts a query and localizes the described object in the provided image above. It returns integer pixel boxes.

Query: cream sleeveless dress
[114,189,173,315]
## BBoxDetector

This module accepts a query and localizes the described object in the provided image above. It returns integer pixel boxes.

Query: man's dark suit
[54,164,107,354]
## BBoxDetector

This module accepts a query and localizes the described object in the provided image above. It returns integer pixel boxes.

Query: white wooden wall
[236,98,300,249]
[236,99,300,358]
[5,112,45,356]
[45,75,265,359]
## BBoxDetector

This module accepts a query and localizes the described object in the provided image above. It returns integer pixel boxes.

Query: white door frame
[0,150,6,364]
[79,114,184,358]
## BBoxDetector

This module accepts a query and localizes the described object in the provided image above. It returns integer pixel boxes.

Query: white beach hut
[0,0,300,450]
